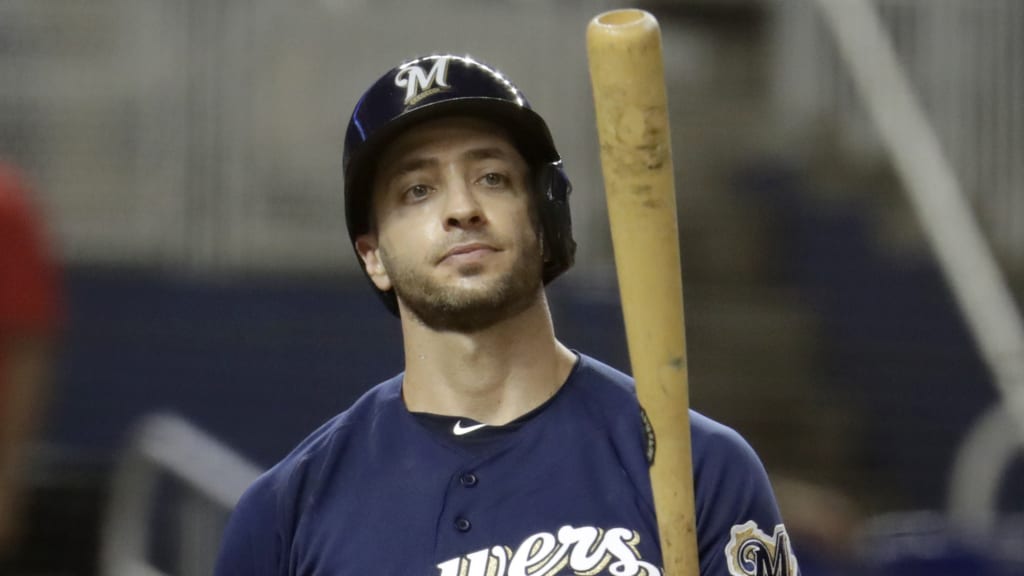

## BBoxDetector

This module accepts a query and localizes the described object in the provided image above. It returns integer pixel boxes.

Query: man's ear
[355,234,392,292]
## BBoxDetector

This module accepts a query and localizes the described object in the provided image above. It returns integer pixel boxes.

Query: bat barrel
[587,9,698,576]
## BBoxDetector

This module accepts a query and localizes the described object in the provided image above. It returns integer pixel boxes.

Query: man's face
[356,116,544,332]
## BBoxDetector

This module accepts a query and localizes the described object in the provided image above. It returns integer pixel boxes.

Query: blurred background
[0,0,1022,574]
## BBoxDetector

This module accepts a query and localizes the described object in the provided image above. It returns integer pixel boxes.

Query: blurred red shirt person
[0,161,61,556]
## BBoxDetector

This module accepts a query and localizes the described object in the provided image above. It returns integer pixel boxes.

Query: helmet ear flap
[534,162,576,282]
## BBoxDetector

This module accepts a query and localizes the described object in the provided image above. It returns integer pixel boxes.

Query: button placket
[440,462,487,542]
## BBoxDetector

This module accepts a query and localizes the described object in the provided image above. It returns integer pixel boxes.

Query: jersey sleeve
[691,413,799,576]
[214,477,284,576]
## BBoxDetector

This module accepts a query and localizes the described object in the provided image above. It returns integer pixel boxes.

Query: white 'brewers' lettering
[437,525,662,576]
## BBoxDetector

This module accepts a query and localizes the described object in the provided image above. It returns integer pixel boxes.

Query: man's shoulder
[572,352,636,397]
[688,410,780,527]
[217,374,407,573]
[689,410,763,470]
[690,410,751,448]
[238,374,404,503]
[574,353,763,468]
[282,373,402,464]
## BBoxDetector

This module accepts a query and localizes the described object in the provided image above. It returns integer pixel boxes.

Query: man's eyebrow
[383,146,516,183]
[389,157,438,179]
[463,147,513,162]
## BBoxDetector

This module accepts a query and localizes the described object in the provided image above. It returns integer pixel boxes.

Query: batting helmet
[343,54,576,315]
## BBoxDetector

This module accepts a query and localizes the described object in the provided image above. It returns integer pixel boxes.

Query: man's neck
[399,293,576,425]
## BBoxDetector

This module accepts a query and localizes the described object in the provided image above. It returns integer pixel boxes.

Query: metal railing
[101,413,262,576]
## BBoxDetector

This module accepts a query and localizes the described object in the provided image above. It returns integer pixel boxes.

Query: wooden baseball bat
[586,9,698,576]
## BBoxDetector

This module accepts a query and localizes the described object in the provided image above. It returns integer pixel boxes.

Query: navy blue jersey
[215,354,798,576]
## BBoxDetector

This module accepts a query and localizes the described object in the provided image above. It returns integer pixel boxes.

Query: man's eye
[404,184,431,201]
[479,173,509,187]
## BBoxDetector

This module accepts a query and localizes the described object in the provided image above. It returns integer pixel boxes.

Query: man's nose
[442,178,486,230]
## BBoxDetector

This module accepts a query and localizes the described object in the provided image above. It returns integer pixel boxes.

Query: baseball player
[215,54,798,576]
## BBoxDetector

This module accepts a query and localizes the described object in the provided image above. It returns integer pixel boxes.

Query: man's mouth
[439,242,499,264]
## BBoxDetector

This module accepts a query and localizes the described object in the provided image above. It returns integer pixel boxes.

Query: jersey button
[460,473,478,487]
[454,517,472,532]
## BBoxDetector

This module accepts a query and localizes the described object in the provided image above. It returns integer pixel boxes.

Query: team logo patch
[724,521,797,576]
[395,56,451,106]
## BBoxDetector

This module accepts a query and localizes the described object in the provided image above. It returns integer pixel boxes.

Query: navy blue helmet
[343,54,575,315]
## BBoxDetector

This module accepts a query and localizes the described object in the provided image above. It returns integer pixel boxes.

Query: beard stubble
[380,234,544,333]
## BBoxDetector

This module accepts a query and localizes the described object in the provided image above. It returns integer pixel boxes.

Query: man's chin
[434,285,509,312]
[399,282,540,333]
[442,261,494,280]
[408,300,510,333]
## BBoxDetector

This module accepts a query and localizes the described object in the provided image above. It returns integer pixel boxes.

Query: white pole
[813,0,1024,441]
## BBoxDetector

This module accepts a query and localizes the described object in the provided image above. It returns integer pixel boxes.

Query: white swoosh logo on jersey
[452,420,487,436]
